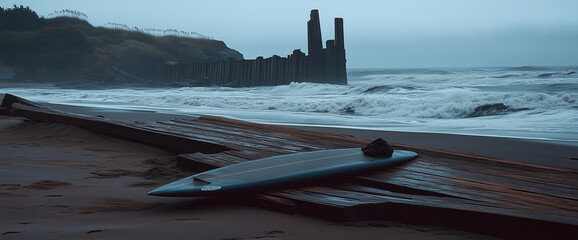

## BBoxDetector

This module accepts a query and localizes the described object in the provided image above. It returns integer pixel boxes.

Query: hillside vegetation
[0,6,243,86]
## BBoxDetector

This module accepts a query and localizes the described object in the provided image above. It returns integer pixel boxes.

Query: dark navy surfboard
[148,148,418,197]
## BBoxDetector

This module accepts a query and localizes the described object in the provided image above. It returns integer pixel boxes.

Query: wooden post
[307,9,325,83]
[254,58,260,87]
[325,40,336,84]
[334,17,347,85]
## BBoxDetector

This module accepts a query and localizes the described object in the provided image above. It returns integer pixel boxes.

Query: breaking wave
[12,79,577,120]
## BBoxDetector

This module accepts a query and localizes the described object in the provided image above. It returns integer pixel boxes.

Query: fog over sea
[4,66,578,144]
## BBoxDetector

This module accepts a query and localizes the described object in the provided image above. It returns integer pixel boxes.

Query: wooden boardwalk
[3,94,577,239]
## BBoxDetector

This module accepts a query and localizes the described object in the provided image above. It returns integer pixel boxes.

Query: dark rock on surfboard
[362,138,394,157]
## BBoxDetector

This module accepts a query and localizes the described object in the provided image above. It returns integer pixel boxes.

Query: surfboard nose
[147,181,190,197]
[147,186,172,196]
[147,175,214,197]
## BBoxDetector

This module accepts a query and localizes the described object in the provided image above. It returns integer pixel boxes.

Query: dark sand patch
[0,184,22,190]
[24,180,72,190]
[0,192,29,197]
[44,194,64,197]
[76,198,162,214]
[86,229,104,234]
[174,217,202,222]
[128,182,158,188]
[140,157,192,179]
[91,169,138,178]
[89,157,191,180]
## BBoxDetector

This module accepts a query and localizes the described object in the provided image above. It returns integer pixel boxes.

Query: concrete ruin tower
[334,17,347,84]
[306,9,347,84]
[157,9,346,86]
[307,9,325,82]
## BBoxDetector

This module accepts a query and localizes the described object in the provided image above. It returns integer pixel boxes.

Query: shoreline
[42,102,578,169]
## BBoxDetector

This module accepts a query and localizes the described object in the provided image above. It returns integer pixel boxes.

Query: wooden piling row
[157,50,309,87]
[155,10,347,87]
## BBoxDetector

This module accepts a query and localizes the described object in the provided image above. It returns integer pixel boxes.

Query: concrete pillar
[334,17,347,85]
[307,9,325,82]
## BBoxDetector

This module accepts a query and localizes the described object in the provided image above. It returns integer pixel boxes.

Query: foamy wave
[168,87,576,119]
[269,82,350,96]
[7,80,577,120]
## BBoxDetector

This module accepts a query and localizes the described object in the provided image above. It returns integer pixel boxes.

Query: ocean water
[3,66,578,143]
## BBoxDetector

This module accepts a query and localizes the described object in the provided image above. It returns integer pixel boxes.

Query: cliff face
[0,6,243,86]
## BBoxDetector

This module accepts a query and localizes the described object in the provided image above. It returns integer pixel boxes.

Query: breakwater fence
[155,10,347,87]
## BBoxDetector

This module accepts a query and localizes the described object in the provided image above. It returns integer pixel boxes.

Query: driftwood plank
[136,121,305,158]
[177,149,290,172]
[263,188,376,221]
[176,152,248,171]
[7,102,230,154]
[357,173,578,218]
[266,184,578,239]
[396,158,578,201]
[198,115,369,148]
[407,147,578,188]
[169,118,325,152]
[411,164,578,203]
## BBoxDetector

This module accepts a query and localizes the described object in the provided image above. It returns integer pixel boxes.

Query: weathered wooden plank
[7,102,230,154]
[335,184,578,239]
[395,158,578,201]
[263,188,377,222]
[197,115,369,148]
[356,159,578,217]
[391,141,578,178]
[169,118,325,152]
[137,121,295,155]
[259,184,578,239]
[371,150,578,207]
[223,149,284,161]
[177,151,249,171]
[357,172,578,218]
[432,166,576,202]
[366,165,575,205]
[421,154,578,189]
[157,120,319,153]
[176,148,289,172]
[0,93,43,109]
[176,144,307,172]
[340,183,576,224]
[249,193,298,214]
[354,173,480,201]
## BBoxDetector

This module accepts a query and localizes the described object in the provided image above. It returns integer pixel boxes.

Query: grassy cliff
[0,6,243,86]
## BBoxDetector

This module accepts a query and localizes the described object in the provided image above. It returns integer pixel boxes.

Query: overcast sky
[4,0,578,68]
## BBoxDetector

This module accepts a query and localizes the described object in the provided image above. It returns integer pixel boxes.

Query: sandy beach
[0,109,503,240]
